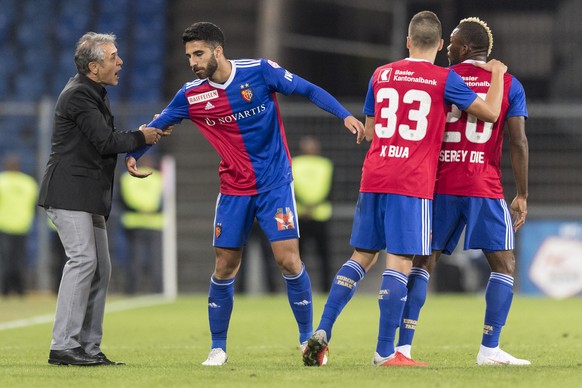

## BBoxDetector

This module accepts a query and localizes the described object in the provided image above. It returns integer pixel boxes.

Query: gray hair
[74,32,117,74]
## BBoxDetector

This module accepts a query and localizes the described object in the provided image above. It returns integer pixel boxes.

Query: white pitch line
[0,313,55,331]
[0,294,173,331]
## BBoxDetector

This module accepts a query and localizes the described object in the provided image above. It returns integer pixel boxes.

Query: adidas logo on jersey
[205,101,215,110]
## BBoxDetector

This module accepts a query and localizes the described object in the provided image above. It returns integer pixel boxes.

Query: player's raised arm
[291,75,365,143]
[125,90,189,178]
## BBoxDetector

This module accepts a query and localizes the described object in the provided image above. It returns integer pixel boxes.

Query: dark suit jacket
[38,73,146,217]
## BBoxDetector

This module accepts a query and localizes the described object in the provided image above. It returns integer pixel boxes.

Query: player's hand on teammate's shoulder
[344,116,366,144]
[125,156,153,179]
[473,59,507,74]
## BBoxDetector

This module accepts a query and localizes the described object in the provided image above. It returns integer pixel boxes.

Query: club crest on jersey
[215,224,222,238]
[274,207,295,230]
[240,83,253,102]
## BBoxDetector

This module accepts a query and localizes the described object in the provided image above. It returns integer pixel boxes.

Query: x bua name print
[379,145,409,158]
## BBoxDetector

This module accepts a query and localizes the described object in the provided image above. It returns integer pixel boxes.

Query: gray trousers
[46,208,111,355]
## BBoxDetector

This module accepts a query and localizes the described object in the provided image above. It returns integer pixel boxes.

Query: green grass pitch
[1,294,581,387]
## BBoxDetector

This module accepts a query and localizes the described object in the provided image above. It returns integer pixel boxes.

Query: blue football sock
[482,272,514,348]
[283,263,313,343]
[376,270,408,358]
[208,276,235,351]
[317,259,366,341]
[397,267,430,347]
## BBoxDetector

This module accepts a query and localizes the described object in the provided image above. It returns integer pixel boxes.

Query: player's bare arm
[344,116,366,144]
[465,59,507,122]
[507,115,529,231]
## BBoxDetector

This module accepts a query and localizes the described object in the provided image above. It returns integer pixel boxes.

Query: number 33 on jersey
[360,58,479,199]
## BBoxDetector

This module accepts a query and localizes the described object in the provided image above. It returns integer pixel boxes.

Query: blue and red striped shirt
[130,58,351,195]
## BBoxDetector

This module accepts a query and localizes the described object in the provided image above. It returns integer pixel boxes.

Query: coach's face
[89,42,123,86]
[185,40,219,80]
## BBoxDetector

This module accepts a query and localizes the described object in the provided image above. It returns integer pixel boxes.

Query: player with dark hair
[303,11,507,367]
[126,22,365,366]
[395,17,530,366]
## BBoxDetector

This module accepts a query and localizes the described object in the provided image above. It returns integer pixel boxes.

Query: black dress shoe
[96,352,125,365]
[48,347,105,366]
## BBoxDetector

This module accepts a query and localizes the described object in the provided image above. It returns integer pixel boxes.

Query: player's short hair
[74,32,117,74]
[408,11,442,50]
[182,22,225,50]
[457,17,493,57]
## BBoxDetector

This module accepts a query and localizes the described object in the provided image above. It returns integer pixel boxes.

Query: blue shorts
[213,183,299,248]
[350,193,432,255]
[432,194,514,255]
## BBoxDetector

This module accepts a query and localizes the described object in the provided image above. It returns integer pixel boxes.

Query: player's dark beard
[197,55,218,80]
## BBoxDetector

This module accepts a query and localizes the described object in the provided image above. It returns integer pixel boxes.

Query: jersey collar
[404,57,432,63]
[208,60,236,90]
[461,59,486,64]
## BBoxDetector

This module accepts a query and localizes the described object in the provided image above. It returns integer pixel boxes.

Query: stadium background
[0,0,581,294]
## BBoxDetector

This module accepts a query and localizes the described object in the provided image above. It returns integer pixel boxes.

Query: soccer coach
[38,32,163,366]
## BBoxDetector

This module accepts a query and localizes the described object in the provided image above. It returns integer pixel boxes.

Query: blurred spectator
[0,154,38,297]
[119,154,163,294]
[292,136,334,292]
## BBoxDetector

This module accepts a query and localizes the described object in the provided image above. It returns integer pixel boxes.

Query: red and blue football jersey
[435,60,528,198]
[145,59,302,196]
[361,59,479,199]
